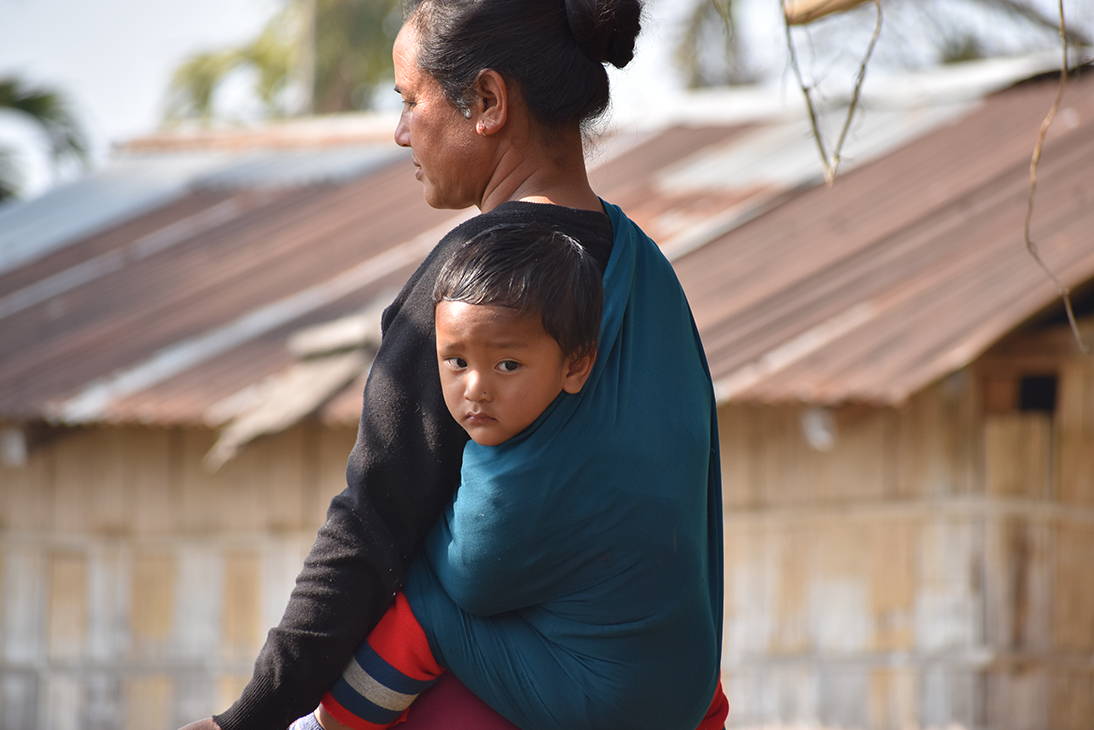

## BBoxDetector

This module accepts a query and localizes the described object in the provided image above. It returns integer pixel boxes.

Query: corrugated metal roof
[0,156,464,425]
[195,145,404,189]
[676,70,1094,404]
[0,151,233,276]
[1,61,1088,441]
[123,111,398,153]
[0,143,405,280]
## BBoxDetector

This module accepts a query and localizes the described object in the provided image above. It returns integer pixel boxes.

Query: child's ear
[561,350,596,394]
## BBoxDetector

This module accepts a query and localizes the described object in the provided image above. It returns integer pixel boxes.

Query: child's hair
[433,223,603,359]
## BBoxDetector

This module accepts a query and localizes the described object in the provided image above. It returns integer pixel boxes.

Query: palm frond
[0,146,20,201]
[163,0,403,123]
[0,78,87,164]
[676,1,752,88]
[242,23,297,115]
[164,49,248,122]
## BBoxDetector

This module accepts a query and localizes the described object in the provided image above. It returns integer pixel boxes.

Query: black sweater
[215,201,613,729]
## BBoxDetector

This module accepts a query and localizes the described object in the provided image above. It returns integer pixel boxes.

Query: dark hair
[404,0,643,128]
[433,223,602,359]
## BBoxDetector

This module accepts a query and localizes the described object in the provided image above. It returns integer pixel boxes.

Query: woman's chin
[423,190,476,211]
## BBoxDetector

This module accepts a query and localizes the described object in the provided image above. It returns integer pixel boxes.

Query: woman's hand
[178,719,221,730]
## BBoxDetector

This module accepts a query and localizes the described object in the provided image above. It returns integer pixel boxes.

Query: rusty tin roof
[1,64,1089,439]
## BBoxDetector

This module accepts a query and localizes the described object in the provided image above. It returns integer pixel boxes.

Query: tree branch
[784,0,873,26]
[784,0,883,184]
[1023,0,1088,353]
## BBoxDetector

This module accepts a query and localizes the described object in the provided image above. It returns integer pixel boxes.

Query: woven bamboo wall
[720,353,1094,729]
[0,424,355,729]
[3,338,1092,729]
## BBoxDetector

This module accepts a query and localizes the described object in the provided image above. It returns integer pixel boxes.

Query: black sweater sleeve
[213,203,611,729]
[213,235,468,729]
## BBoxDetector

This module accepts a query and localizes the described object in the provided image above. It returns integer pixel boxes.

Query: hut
[0,59,1090,729]
[682,71,1094,730]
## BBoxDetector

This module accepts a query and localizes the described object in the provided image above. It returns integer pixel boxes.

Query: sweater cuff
[213,673,290,730]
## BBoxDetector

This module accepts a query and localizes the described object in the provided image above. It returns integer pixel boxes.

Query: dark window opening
[1018,374,1058,414]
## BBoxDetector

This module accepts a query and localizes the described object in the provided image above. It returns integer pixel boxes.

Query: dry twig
[784,0,873,26]
[1024,0,1088,353]
[783,0,883,184]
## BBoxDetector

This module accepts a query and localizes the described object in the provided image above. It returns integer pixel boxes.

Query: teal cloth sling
[404,202,724,730]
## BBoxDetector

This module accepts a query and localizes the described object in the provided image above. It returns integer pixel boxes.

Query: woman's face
[392,22,489,210]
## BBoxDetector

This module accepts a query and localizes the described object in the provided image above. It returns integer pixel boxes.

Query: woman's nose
[394,110,410,147]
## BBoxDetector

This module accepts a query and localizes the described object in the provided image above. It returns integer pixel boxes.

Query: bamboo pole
[784,0,873,25]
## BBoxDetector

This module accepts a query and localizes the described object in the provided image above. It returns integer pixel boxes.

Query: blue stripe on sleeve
[329,678,404,725]
[353,643,437,696]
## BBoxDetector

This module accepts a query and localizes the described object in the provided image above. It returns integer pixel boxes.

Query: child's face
[435,300,594,446]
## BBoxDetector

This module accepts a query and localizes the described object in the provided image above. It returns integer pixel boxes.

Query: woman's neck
[477,127,601,214]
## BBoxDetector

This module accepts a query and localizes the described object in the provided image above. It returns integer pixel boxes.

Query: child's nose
[464,371,490,402]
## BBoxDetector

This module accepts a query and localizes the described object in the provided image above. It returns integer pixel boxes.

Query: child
[301,221,727,730]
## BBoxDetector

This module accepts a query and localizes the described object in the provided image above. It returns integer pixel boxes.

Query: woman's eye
[498,360,520,373]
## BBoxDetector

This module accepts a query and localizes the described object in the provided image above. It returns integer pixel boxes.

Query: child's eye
[497,360,520,373]
[445,357,467,369]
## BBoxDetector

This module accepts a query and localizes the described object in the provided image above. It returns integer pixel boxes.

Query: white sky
[1,0,279,191]
[0,0,700,195]
[1,0,279,141]
[0,0,1087,196]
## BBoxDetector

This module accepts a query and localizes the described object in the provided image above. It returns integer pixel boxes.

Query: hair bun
[563,0,642,68]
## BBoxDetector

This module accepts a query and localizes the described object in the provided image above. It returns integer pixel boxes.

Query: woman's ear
[471,69,508,136]
[561,350,596,394]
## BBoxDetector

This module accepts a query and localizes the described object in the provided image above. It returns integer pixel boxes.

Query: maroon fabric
[398,674,519,729]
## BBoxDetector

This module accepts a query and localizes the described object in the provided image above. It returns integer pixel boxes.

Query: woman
[182,1,725,728]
